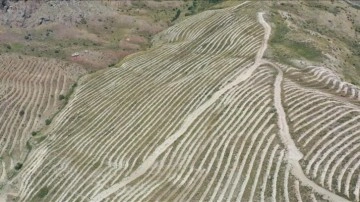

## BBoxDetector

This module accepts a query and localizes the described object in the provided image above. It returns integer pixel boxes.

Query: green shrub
[171,9,181,22]
[45,119,52,125]
[26,141,32,151]
[59,94,65,100]
[14,163,23,170]
[19,110,25,116]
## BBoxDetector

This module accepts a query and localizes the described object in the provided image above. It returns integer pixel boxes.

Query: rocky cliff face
[0,0,10,11]
[0,0,41,27]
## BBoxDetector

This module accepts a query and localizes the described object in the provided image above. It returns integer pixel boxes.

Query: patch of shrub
[188,0,198,14]
[19,110,25,116]
[45,119,51,125]
[80,17,87,24]
[36,136,47,143]
[171,9,181,22]
[14,163,23,170]
[328,6,341,16]
[287,41,323,61]
[59,94,65,100]
[37,186,49,198]
[209,0,222,3]
[26,141,32,151]
[270,13,322,62]
[270,22,290,44]
[355,26,360,33]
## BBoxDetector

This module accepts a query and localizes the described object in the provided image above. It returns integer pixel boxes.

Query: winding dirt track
[273,65,304,161]
[90,11,270,202]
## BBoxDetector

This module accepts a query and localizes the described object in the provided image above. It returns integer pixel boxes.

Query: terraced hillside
[0,54,86,198]
[2,1,360,202]
[282,64,360,201]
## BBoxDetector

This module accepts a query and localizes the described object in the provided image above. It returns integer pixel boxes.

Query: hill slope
[0,54,85,200]
[1,1,360,202]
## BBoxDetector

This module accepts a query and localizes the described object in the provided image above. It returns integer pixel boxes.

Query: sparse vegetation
[328,6,341,16]
[37,186,49,198]
[287,41,323,61]
[270,12,323,63]
[270,19,289,43]
[208,0,222,3]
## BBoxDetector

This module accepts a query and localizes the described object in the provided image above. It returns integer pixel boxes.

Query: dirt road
[273,65,303,161]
